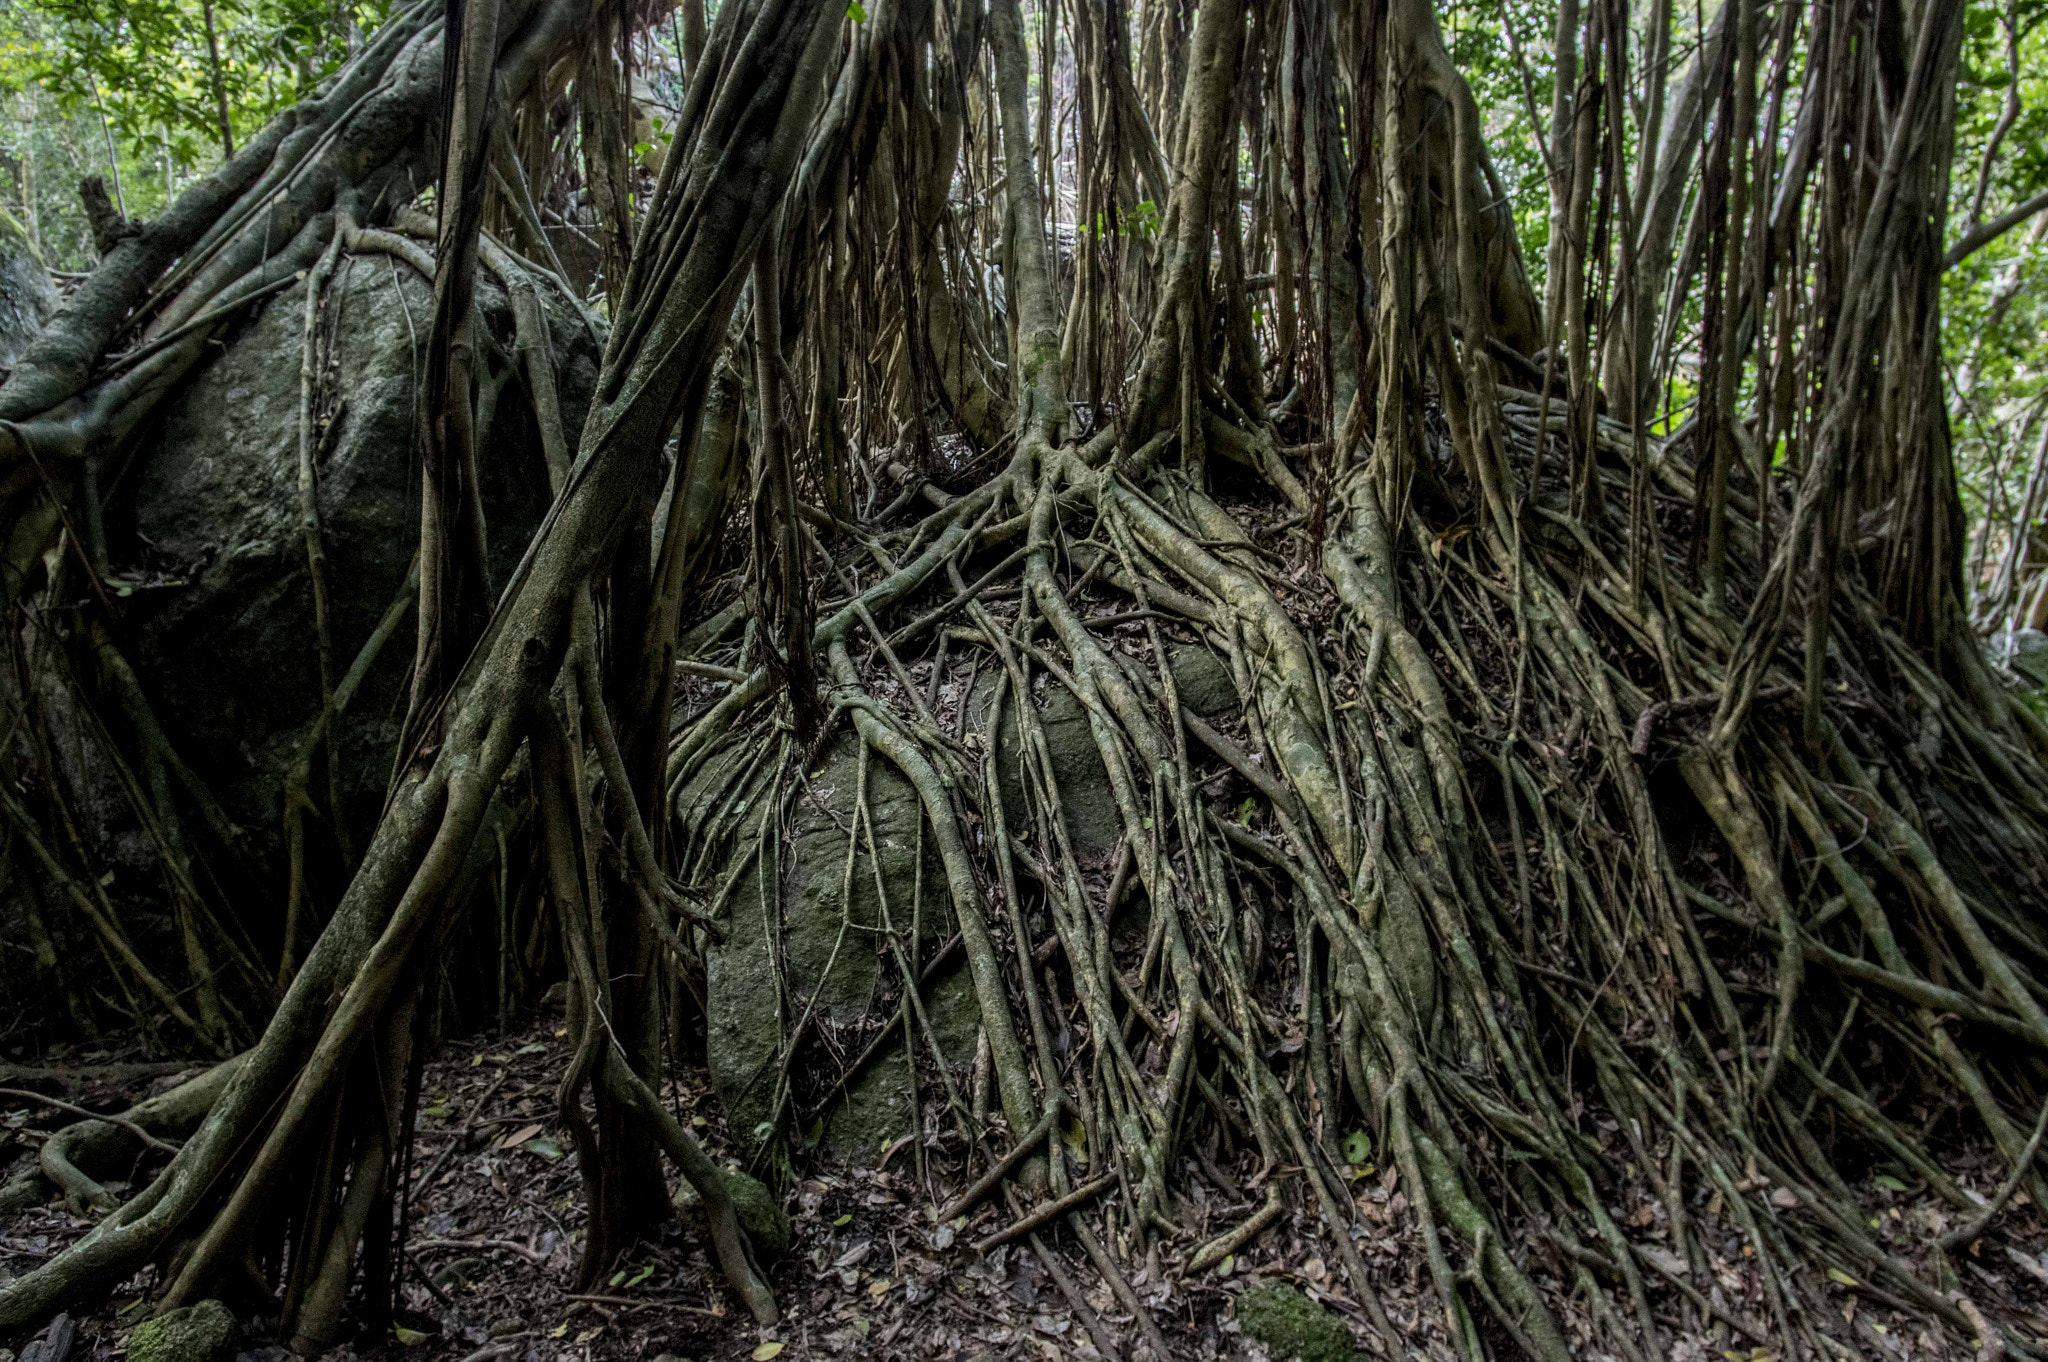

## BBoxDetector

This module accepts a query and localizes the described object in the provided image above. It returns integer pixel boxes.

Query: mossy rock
[1235,1283,1361,1362]
[692,643,1236,1163]
[724,1170,791,1260]
[696,734,978,1162]
[108,259,594,878]
[127,1300,236,1362]
[674,1169,791,1261]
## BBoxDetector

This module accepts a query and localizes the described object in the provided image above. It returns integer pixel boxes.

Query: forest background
[8,0,2048,632]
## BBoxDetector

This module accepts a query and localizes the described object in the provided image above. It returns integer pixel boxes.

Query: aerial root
[661,407,2048,1359]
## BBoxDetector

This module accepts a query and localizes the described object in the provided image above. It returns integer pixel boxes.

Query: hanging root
[663,371,2048,1358]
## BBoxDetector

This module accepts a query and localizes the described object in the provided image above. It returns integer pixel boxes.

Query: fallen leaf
[525,1138,563,1160]
[497,1122,544,1150]
[1639,1246,1689,1277]
[752,1345,784,1362]
[1875,1174,1910,1193]
[868,1279,891,1296]
[1827,1268,1858,1287]
[1769,1187,1799,1208]
[392,1327,429,1346]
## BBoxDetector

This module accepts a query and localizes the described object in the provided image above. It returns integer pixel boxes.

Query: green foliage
[1944,0,2048,576]
[1088,197,1158,242]
[0,0,387,267]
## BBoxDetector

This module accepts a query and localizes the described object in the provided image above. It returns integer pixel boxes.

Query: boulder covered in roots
[686,642,1237,1161]
[83,251,597,879]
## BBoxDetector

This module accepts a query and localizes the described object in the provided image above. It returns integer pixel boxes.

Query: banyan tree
[2,0,2046,1355]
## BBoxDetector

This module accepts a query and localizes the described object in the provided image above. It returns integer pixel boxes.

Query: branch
[0,1089,179,1155]
[1945,187,2048,270]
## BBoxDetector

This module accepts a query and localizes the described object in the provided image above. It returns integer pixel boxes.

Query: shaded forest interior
[4,0,2048,1357]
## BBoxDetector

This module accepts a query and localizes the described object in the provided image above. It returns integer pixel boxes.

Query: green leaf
[626,1264,655,1287]
[1342,1130,1373,1165]
[525,1137,564,1160]
[834,1213,853,1227]
[846,0,867,19]
[609,1269,626,1287]
[1875,1174,1910,1193]
[1237,797,1256,825]
[393,1327,430,1346]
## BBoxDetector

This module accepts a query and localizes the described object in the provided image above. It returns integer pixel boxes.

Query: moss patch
[1235,1283,1360,1362]
[127,1300,235,1362]
[674,1168,791,1261]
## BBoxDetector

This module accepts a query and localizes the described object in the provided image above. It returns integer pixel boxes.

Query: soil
[8,1005,2047,1362]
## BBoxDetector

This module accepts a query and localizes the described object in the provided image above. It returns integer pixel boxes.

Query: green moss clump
[1235,1282,1360,1362]
[723,1169,791,1260]
[674,1168,791,1261]
[127,1300,236,1362]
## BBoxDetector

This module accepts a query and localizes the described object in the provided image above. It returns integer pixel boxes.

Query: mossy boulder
[691,643,1240,1163]
[673,1168,791,1261]
[95,257,596,876]
[723,1170,791,1260]
[695,731,979,1161]
[127,1300,236,1362]
[1235,1283,1361,1362]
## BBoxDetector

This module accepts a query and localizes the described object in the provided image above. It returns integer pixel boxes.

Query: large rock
[0,206,55,373]
[107,251,596,866]
[696,730,981,1161]
[126,1299,237,1362]
[692,643,1238,1160]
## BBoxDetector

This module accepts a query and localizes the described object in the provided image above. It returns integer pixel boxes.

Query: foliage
[0,0,388,269]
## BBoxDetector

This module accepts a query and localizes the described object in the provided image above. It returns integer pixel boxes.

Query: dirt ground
[7,1004,2047,1362]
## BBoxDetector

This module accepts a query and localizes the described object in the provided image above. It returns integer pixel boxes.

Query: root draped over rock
[0,0,2043,1356]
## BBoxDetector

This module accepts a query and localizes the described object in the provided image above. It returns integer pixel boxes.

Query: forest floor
[6,1003,2047,1362]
